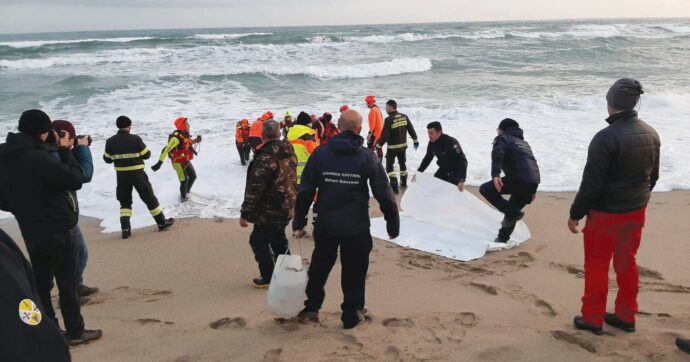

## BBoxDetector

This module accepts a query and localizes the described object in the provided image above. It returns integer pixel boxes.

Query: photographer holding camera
[0,110,102,346]
[52,120,100,301]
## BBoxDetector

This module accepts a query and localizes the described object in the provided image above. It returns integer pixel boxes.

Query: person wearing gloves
[152,117,202,202]
[376,99,419,194]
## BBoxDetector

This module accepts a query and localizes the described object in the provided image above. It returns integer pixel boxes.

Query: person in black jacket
[568,79,660,335]
[479,118,540,243]
[293,109,399,329]
[0,109,101,346]
[376,99,419,194]
[104,116,174,239]
[0,228,71,362]
[416,121,468,192]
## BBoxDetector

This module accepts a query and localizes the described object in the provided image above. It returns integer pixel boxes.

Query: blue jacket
[293,131,399,237]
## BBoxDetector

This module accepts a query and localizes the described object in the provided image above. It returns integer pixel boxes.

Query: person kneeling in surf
[152,117,201,202]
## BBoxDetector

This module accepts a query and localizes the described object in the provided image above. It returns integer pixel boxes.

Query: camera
[75,135,93,147]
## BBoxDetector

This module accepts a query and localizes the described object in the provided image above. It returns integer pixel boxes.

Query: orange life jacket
[169,130,195,163]
[249,120,264,139]
[235,123,250,143]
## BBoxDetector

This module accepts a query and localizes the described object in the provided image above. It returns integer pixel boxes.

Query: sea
[1,18,689,231]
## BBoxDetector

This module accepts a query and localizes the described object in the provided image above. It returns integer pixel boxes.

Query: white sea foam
[0,37,155,48]
[191,32,273,40]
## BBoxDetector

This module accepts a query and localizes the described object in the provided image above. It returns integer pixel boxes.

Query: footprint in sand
[638,266,664,280]
[385,346,401,361]
[262,348,282,362]
[477,346,523,361]
[550,263,585,278]
[534,300,557,317]
[469,282,498,296]
[456,312,477,327]
[336,333,364,350]
[209,317,247,330]
[383,318,415,328]
[550,330,597,353]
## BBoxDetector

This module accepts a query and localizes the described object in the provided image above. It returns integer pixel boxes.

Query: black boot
[154,213,175,231]
[604,313,635,332]
[400,175,408,188]
[389,177,399,194]
[676,338,690,354]
[120,217,131,239]
[573,316,603,335]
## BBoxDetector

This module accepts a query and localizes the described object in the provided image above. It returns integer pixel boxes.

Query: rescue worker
[249,113,268,153]
[293,109,399,329]
[365,95,384,160]
[376,99,419,193]
[280,111,293,139]
[339,104,349,114]
[152,117,202,202]
[569,79,660,335]
[235,119,251,166]
[479,118,540,243]
[287,111,320,185]
[104,116,174,239]
[416,121,468,192]
[240,120,297,288]
[313,112,340,146]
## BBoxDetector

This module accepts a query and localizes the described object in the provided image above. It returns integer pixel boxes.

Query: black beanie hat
[18,109,52,137]
[498,118,519,131]
[322,112,333,123]
[116,116,132,129]
[296,111,311,126]
[606,78,644,110]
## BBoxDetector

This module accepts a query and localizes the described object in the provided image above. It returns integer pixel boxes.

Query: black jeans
[385,149,408,187]
[28,227,85,337]
[249,223,290,281]
[479,178,538,239]
[304,228,373,319]
[434,168,461,185]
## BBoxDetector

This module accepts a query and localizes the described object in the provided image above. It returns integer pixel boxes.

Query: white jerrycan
[267,254,307,318]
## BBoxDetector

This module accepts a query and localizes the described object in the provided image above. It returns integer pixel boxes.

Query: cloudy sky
[1,0,689,34]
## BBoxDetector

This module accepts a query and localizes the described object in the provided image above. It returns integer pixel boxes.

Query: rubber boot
[154,213,175,231]
[401,175,408,188]
[120,217,131,239]
[180,182,189,202]
[389,177,400,194]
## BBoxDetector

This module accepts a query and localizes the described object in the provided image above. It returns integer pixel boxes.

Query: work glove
[413,142,419,151]
[151,161,163,172]
[195,135,202,143]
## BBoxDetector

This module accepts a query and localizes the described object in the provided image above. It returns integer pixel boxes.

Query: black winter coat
[418,134,468,182]
[570,110,660,220]
[491,127,540,184]
[293,131,399,238]
[0,133,83,251]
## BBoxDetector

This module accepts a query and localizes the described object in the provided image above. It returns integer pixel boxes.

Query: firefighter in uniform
[376,99,419,194]
[152,117,201,202]
[104,116,174,239]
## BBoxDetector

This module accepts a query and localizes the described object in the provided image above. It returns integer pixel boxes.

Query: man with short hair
[293,109,399,329]
[479,118,540,243]
[416,121,468,192]
[0,109,102,345]
[377,99,419,194]
[240,120,298,289]
[569,78,660,335]
[104,116,174,239]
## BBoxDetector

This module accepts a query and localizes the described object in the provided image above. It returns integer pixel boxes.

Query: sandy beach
[2,188,689,361]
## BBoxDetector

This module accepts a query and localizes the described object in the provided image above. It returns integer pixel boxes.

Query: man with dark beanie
[479,118,540,243]
[104,116,174,239]
[0,109,102,345]
[569,78,660,335]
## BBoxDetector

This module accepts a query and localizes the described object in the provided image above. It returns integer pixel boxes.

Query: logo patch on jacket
[18,299,42,326]
[453,143,462,153]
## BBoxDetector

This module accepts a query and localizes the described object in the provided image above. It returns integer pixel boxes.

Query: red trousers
[581,208,646,327]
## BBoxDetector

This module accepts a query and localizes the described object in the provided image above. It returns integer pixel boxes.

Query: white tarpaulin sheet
[370,173,531,261]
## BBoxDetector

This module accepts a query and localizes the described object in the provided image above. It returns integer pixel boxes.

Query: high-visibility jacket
[249,120,264,139]
[235,123,250,143]
[367,105,383,148]
[287,125,319,184]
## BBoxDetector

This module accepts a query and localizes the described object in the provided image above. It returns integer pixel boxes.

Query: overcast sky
[1,0,690,34]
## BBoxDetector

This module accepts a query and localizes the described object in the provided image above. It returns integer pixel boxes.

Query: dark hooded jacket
[0,228,71,362]
[241,139,298,225]
[293,131,400,237]
[0,133,83,251]
[570,110,660,220]
[491,127,540,184]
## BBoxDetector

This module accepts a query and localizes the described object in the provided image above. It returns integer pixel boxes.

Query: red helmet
[240,118,249,127]
[365,95,376,105]
[339,105,349,112]
[174,117,188,131]
[266,111,274,119]
[261,113,269,121]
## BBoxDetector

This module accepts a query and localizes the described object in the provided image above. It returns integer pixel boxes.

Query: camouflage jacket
[241,140,298,225]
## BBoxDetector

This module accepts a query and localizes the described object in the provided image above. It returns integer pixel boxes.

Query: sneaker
[251,277,270,289]
[604,313,635,333]
[157,218,175,231]
[80,285,99,297]
[676,338,690,354]
[342,309,367,329]
[297,308,320,323]
[66,329,103,346]
[122,229,131,239]
[501,211,525,228]
[573,316,603,335]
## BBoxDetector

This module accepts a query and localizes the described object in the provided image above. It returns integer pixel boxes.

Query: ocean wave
[300,57,432,79]
[0,47,170,69]
[341,32,503,43]
[0,37,156,48]
[191,32,274,40]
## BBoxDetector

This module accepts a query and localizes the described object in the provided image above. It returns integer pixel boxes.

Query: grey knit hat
[606,78,644,110]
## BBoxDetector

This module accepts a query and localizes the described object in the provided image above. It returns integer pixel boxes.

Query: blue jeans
[75,226,88,286]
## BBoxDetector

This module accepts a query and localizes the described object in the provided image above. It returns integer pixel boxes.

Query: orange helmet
[174,117,188,131]
[365,95,376,105]
[339,105,349,112]
[261,113,269,121]
[266,111,274,119]
[240,118,249,127]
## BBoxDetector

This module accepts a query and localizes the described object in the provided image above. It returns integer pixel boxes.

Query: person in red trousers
[568,78,660,335]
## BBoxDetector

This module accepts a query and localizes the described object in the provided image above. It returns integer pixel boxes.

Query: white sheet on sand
[370,173,531,262]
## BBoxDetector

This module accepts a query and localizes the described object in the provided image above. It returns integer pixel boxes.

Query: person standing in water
[152,117,202,202]
[235,119,251,166]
